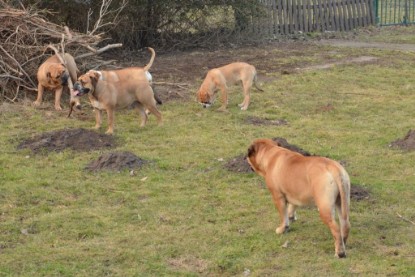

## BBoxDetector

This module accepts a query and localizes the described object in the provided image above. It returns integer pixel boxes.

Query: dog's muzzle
[61,72,69,85]
[201,102,212,108]
[73,82,90,97]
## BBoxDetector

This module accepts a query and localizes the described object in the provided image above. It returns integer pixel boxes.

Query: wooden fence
[251,0,375,35]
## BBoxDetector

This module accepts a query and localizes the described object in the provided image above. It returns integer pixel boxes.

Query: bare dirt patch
[85,151,147,172]
[350,184,371,201]
[389,130,415,151]
[17,128,115,154]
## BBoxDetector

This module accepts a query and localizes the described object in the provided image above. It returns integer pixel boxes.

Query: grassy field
[1,29,415,276]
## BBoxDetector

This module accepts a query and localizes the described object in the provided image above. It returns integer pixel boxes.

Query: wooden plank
[306,0,312,32]
[282,0,289,34]
[293,0,299,32]
[345,0,355,29]
[277,0,284,34]
[287,0,294,34]
[332,0,340,30]
[367,0,375,25]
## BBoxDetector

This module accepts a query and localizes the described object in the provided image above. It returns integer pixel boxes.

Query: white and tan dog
[35,53,81,110]
[196,62,263,111]
[73,47,162,134]
[246,138,351,258]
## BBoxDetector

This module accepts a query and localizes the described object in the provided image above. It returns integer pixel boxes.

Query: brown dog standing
[246,138,351,258]
[196,62,263,111]
[35,53,80,110]
[73,47,162,134]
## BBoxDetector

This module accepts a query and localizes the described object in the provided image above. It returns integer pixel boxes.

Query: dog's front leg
[54,87,63,110]
[94,109,102,130]
[217,85,228,112]
[269,189,289,234]
[33,84,44,107]
[106,108,114,134]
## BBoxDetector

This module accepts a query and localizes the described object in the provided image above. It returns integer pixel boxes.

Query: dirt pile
[389,130,415,151]
[17,128,115,153]
[350,184,370,201]
[85,151,147,172]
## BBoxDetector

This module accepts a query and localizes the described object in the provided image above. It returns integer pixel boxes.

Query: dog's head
[73,70,100,97]
[47,63,68,87]
[196,88,215,108]
[247,139,279,176]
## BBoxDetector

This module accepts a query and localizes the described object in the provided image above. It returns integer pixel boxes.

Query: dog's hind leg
[268,189,289,234]
[336,199,350,244]
[134,103,148,127]
[288,203,297,222]
[239,80,252,110]
[317,202,346,258]
[146,105,162,125]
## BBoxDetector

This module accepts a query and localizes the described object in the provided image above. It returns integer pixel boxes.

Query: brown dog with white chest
[196,62,263,111]
[246,138,351,258]
[73,47,162,134]
[35,53,81,110]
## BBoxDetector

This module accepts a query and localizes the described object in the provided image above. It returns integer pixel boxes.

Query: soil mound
[350,184,370,201]
[389,130,415,151]
[17,128,115,154]
[85,151,147,172]
[224,137,311,173]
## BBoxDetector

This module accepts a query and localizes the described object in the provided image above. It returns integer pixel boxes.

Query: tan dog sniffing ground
[35,53,81,111]
[196,62,263,111]
[246,139,351,258]
[73,47,162,134]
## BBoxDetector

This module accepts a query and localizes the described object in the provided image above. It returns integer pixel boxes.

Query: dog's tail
[144,47,156,72]
[333,164,351,243]
[253,70,264,92]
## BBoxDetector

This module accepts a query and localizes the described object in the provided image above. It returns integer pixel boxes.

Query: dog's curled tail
[144,47,156,72]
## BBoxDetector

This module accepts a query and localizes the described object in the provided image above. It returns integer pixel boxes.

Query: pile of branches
[0,2,121,102]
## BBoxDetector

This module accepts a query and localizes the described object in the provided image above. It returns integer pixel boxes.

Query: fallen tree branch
[75,43,123,59]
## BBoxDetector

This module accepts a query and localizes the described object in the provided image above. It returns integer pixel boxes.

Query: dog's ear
[247,143,257,158]
[88,71,100,87]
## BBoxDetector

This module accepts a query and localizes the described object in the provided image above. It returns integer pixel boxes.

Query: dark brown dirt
[350,184,371,201]
[389,130,415,151]
[17,128,115,154]
[85,151,147,172]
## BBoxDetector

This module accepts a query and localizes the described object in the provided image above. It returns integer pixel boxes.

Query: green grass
[1,36,415,276]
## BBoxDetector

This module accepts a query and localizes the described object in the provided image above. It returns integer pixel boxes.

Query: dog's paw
[54,105,63,111]
[32,101,41,107]
[336,252,346,258]
[276,225,289,234]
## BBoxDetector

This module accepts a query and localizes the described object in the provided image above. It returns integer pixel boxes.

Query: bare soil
[389,130,415,151]
[85,151,147,172]
[17,128,115,154]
